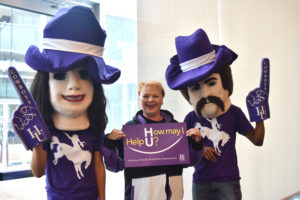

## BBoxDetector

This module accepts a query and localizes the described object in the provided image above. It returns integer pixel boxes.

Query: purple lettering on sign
[123,122,190,168]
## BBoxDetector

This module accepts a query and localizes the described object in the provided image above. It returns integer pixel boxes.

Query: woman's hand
[107,129,126,140]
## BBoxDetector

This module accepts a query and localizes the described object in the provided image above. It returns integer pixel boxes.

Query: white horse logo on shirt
[195,118,230,154]
[50,132,92,179]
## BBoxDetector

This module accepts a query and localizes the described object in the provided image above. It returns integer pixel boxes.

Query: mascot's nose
[68,75,81,91]
[201,85,210,98]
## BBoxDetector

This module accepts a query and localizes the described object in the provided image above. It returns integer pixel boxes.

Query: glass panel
[0,0,138,175]
[0,2,137,200]
[0,5,50,169]
[0,104,3,163]
[101,3,138,132]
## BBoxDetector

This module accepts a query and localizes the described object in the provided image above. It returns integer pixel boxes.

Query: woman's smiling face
[139,85,163,119]
[49,66,94,119]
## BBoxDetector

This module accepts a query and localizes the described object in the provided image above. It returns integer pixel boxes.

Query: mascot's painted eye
[208,80,217,87]
[79,69,90,80]
[53,73,66,80]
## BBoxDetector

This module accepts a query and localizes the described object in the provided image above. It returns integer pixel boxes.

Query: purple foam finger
[7,66,51,150]
[246,58,271,122]
[7,67,37,107]
[246,88,270,122]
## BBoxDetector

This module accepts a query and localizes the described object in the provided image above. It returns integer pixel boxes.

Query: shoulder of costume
[160,109,177,122]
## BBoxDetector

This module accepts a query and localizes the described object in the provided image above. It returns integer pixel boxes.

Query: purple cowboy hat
[165,28,237,90]
[25,6,120,84]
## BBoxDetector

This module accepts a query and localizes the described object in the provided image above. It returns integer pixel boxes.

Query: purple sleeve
[42,141,50,152]
[184,112,194,130]
[94,135,102,151]
[236,107,254,136]
[184,114,204,166]
[187,141,203,166]
[101,137,125,172]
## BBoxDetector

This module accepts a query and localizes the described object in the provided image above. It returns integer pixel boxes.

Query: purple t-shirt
[43,127,102,200]
[184,105,253,183]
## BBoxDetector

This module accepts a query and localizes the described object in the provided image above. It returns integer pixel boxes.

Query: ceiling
[0,0,99,16]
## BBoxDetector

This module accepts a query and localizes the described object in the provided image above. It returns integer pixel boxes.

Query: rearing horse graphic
[195,118,230,154]
[50,132,92,179]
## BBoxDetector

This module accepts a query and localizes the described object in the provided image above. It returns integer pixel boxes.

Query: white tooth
[66,96,81,100]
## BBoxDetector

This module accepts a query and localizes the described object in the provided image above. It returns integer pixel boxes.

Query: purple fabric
[176,28,214,63]
[100,141,125,172]
[184,105,253,183]
[43,6,105,46]
[25,6,121,84]
[165,28,237,90]
[131,186,135,200]
[137,111,172,124]
[43,127,101,200]
[188,145,203,166]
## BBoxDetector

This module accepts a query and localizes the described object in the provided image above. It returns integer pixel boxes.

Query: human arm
[31,144,47,177]
[94,151,106,200]
[245,121,265,146]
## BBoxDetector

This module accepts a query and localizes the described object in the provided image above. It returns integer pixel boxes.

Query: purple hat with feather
[25,5,120,84]
[165,28,237,90]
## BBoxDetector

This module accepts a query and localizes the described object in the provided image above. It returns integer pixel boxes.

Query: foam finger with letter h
[7,66,51,150]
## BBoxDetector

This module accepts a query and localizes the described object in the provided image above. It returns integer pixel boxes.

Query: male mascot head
[165,28,237,118]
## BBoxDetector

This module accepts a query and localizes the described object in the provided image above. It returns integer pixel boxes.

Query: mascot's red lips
[62,95,85,102]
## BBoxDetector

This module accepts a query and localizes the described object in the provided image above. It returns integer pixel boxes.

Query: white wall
[137,0,300,199]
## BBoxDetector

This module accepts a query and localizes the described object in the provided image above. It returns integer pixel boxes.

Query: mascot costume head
[165,28,270,121]
[165,28,237,119]
[8,6,121,149]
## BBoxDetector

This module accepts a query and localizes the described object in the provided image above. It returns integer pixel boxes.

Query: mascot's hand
[246,58,270,122]
[7,67,51,150]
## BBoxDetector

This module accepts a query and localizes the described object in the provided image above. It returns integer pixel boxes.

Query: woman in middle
[102,81,202,200]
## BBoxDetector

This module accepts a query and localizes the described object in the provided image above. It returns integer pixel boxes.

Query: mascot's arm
[94,151,106,200]
[202,146,220,162]
[31,144,47,177]
[245,121,265,146]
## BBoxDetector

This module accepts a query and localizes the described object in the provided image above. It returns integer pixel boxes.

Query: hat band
[180,50,216,72]
[42,38,104,58]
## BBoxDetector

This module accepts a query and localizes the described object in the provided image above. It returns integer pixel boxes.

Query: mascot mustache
[196,96,225,117]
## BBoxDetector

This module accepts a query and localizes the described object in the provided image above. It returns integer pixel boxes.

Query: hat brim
[165,45,237,90]
[25,45,120,84]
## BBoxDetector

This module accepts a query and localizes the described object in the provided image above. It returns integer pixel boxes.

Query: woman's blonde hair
[138,81,165,97]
